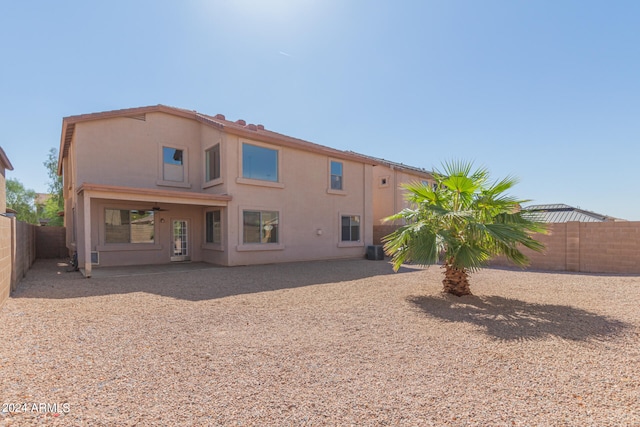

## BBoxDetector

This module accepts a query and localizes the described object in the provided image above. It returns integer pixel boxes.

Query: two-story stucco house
[57,105,378,276]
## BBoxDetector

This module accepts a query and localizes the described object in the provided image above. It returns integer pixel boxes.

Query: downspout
[83,192,92,278]
[364,163,367,244]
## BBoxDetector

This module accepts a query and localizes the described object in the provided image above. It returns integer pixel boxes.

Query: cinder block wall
[492,221,640,274]
[507,223,569,272]
[0,216,11,307]
[380,221,640,274]
[36,227,68,259]
[579,222,640,273]
[12,221,36,292]
[373,225,399,246]
[0,217,37,308]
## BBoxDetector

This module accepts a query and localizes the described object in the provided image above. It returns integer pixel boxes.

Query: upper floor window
[242,143,278,182]
[331,161,343,190]
[421,180,437,191]
[205,144,220,182]
[163,147,184,182]
[105,209,155,244]
[341,215,360,242]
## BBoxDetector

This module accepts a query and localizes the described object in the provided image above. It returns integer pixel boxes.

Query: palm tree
[382,161,546,296]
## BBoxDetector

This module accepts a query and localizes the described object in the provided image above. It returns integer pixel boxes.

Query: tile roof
[523,203,623,223]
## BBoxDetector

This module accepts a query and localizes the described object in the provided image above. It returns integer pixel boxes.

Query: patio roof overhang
[77,183,232,207]
[76,183,231,279]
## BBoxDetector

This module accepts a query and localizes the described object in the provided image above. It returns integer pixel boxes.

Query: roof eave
[58,104,378,167]
[217,124,378,165]
[0,147,13,171]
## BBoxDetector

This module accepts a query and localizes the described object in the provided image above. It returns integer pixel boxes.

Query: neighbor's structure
[0,147,14,213]
[58,105,395,276]
[523,204,624,223]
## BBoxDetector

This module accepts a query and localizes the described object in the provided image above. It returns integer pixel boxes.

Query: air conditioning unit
[366,245,385,261]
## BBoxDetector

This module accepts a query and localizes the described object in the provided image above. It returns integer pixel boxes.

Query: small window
[105,209,155,244]
[341,215,360,242]
[421,180,436,190]
[205,210,222,244]
[242,143,278,182]
[330,161,343,190]
[163,147,184,182]
[205,144,221,182]
[164,147,183,165]
[243,210,279,244]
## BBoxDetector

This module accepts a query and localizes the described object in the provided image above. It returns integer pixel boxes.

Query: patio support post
[83,193,92,278]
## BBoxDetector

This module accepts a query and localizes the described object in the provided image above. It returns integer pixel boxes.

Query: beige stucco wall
[0,166,6,213]
[63,145,76,256]
[220,133,373,266]
[372,164,433,225]
[74,113,224,195]
[66,111,374,268]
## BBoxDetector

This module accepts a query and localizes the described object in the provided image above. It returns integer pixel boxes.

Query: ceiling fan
[135,205,168,212]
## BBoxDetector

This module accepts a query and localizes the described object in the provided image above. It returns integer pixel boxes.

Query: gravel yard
[0,258,638,426]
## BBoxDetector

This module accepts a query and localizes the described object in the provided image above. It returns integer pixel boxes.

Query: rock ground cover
[0,259,638,426]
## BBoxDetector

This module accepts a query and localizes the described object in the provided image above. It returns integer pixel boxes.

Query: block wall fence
[375,221,640,275]
[0,216,12,307]
[36,226,68,259]
[0,216,37,308]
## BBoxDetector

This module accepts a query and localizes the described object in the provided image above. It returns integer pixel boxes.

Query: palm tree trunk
[441,261,472,296]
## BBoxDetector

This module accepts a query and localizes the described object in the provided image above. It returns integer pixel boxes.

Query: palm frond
[381,159,547,284]
[487,175,519,195]
[382,221,439,271]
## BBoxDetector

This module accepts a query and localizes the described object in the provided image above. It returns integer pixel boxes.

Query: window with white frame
[242,143,278,182]
[205,144,220,182]
[205,210,222,244]
[163,147,184,182]
[341,215,360,242]
[105,209,155,244]
[243,210,279,244]
[330,160,343,190]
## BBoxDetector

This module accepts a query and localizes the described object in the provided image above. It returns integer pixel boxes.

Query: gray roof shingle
[523,204,623,223]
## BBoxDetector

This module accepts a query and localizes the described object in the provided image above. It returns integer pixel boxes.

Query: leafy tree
[383,161,546,296]
[42,196,64,226]
[6,178,38,224]
[42,148,64,226]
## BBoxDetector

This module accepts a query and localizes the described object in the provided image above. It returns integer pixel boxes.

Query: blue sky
[2,0,639,220]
